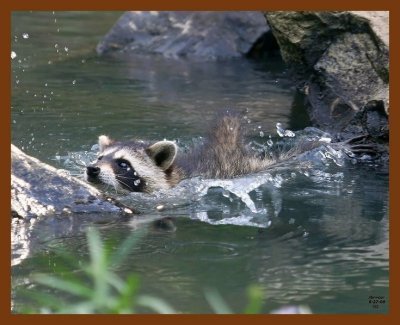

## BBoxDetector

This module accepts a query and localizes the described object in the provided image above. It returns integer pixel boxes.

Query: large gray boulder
[265,11,389,147]
[11,144,132,220]
[97,11,269,60]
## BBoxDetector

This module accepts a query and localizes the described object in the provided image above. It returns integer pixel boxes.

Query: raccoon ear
[98,135,113,152]
[146,141,177,171]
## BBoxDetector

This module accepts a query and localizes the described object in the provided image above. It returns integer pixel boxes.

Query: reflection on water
[12,12,295,165]
[11,12,388,314]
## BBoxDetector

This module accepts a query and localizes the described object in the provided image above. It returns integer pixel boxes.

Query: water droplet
[54,43,58,48]
[134,179,141,186]
[72,80,76,85]
[276,122,295,137]
[259,131,264,137]
[64,46,69,52]
[11,51,17,59]
[319,137,331,143]
[276,122,285,137]
[284,130,295,137]
[22,33,29,39]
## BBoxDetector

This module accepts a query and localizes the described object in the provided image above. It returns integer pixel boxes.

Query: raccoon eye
[97,155,103,161]
[116,159,131,170]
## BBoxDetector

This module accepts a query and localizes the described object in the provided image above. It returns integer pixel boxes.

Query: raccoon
[85,115,299,193]
[85,136,184,193]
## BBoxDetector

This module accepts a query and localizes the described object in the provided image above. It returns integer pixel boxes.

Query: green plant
[21,227,176,314]
[204,284,264,314]
[17,226,303,314]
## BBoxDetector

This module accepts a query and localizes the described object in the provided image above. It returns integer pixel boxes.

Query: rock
[11,144,132,220]
[97,11,269,60]
[265,11,389,148]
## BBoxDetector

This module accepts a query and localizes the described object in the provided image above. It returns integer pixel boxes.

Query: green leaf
[87,227,107,270]
[32,274,92,298]
[56,301,98,314]
[243,285,264,314]
[203,288,233,314]
[109,228,147,268]
[86,228,109,302]
[136,295,177,314]
[16,288,64,312]
[105,272,126,293]
[113,274,140,313]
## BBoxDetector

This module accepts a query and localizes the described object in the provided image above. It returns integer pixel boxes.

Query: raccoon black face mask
[86,136,183,193]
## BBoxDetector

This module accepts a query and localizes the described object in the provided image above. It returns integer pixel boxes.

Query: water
[11,12,389,314]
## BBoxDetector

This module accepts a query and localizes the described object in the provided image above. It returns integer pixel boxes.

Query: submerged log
[11,144,133,220]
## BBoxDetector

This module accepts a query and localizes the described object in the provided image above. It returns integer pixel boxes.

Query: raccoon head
[85,135,178,193]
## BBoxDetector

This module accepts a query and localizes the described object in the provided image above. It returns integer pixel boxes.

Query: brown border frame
[3,1,398,324]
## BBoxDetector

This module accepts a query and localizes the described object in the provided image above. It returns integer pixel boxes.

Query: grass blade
[204,288,233,314]
[243,285,264,314]
[109,228,147,268]
[32,274,92,298]
[136,295,178,314]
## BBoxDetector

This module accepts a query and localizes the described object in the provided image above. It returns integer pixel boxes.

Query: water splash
[276,122,295,137]
[61,128,355,227]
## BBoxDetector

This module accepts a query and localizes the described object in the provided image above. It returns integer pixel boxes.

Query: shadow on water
[11,12,388,314]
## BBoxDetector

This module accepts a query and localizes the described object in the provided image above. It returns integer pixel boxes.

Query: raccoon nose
[86,166,100,177]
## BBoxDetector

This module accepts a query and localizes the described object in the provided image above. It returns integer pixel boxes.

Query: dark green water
[11,12,389,314]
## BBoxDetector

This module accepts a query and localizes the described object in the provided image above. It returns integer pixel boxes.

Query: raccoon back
[176,115,273,178]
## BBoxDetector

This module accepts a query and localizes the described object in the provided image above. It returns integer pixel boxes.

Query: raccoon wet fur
[85,115,312,193]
